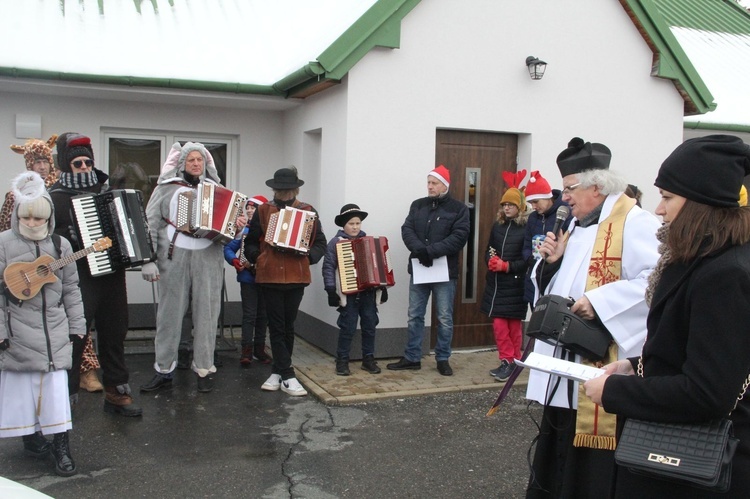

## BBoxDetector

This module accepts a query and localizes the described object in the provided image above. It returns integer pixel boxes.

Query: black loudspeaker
[526,294,612,361]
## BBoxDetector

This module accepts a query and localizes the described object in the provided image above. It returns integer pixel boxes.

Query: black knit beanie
[56,132,94,173]
[655,135,750,207]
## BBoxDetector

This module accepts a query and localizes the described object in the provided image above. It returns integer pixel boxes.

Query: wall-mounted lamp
[526,56,547,80]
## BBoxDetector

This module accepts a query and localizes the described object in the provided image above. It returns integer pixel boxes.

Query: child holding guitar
[0,171,86,477]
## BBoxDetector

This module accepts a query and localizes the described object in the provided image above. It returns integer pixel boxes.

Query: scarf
[645,224,670,307]
[59,171,99,190]
[574,194,636,450]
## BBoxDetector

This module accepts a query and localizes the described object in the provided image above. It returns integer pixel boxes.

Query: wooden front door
[432,130,519,349]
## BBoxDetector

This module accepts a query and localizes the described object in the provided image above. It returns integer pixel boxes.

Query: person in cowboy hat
[322,203,389,376]
[244,167,326,397]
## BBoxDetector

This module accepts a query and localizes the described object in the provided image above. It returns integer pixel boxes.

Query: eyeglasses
[71,159,94,169]
[501,203,517,208]
[32,158,50,165]
[562,182,583,195]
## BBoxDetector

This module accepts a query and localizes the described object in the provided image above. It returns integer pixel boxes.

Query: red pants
[493,317,522,362]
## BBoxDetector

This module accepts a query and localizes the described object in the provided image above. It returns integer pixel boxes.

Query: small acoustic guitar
[3,237,112,301]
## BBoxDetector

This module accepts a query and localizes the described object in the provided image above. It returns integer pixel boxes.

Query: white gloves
[141,262,160,282]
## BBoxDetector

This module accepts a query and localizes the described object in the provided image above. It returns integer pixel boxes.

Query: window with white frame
[102,129,237,207]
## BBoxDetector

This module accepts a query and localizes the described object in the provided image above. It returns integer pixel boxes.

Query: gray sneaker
[493,360,516,382]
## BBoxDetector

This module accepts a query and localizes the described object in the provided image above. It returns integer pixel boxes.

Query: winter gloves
[488,255,509,273]
[327,289,340,307]
[413,248,433,267]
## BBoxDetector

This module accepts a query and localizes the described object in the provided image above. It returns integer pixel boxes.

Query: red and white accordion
[336,236,395,294]
[265,206,317,254]
[175,183,247,244]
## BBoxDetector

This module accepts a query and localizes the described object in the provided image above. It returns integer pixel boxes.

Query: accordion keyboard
[336,240,359,293]
[72,196,114,275]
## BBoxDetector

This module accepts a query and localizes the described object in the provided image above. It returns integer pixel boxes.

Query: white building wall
[0,90,286,304]
[295,0,687,328]
[0,0,694,331]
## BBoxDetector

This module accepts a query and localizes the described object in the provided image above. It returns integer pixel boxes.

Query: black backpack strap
[51,233,62,259]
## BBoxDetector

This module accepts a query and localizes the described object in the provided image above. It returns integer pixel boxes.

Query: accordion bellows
[176,183,247,244]
[336,236,395,294]
[265,206,317,254]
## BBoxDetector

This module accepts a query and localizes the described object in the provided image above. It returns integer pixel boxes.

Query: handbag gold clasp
[648,453,681,466]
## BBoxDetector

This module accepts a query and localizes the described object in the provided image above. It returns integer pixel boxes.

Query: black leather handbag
[615,418,738,492]
[614,359,748,492]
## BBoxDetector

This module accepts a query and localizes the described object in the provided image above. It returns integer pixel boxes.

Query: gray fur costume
[144,142,224,376]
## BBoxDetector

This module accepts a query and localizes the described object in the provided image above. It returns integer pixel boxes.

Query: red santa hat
[524,171,553,201]
[428,165,451,188]
[247,194,268,206]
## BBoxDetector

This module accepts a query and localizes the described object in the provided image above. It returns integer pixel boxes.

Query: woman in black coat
[480,185,528,382]
[584,135,750,498]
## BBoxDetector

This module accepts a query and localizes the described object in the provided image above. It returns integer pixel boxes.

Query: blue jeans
[405,276,457,362]
[336,288,379,361]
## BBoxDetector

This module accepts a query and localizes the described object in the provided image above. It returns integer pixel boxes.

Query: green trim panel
[622,0,716,115]
[273,0,421,96]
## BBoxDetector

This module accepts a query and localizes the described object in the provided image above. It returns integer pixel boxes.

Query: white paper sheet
[516,352,605,382]
[411,256,449,284]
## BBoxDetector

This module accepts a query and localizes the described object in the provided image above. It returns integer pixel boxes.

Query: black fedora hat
[266,167,304,189]
[334,203,368,227]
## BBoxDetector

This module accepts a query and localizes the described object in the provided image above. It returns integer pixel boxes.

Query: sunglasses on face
[71,159,94,168]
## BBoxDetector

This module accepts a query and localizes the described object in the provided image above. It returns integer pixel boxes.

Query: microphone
[551,206,570,237]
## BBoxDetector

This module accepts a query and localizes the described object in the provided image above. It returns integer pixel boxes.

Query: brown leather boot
[104,385,143,417]
[79,369,103,392]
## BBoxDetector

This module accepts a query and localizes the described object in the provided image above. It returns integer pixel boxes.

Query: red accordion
[176,183,247,244]
[336,236,395,294]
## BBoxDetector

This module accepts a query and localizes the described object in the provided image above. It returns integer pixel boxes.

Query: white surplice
[526,193,661,409]
[0,370,71,438]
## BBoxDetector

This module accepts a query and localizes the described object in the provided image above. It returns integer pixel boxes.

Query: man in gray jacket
[387,165,470,376]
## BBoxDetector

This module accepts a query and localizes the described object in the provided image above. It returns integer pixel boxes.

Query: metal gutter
[684,121,750,133]
[0,67,279,96]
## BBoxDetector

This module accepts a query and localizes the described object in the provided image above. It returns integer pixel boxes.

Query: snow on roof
[676,26,750,128]
[0,0,377,86]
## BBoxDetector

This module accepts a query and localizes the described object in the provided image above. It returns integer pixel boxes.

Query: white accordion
[265,207,317,254]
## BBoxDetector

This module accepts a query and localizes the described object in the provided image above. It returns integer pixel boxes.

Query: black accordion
[526,294,612,361]
[71,189,156,276]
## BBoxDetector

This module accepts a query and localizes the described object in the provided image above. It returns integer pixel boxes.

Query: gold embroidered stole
[573,194,636,450]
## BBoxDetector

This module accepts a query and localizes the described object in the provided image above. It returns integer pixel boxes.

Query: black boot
[335,359,351,376]
[22,431,51,459]
[51,432,77,477]
[361,355,381,374]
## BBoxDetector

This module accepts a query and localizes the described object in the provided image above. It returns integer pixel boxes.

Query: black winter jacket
[602,241,750,497]
[522,190,571,304]
[480,213,528,319]
[401,193,470,279]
